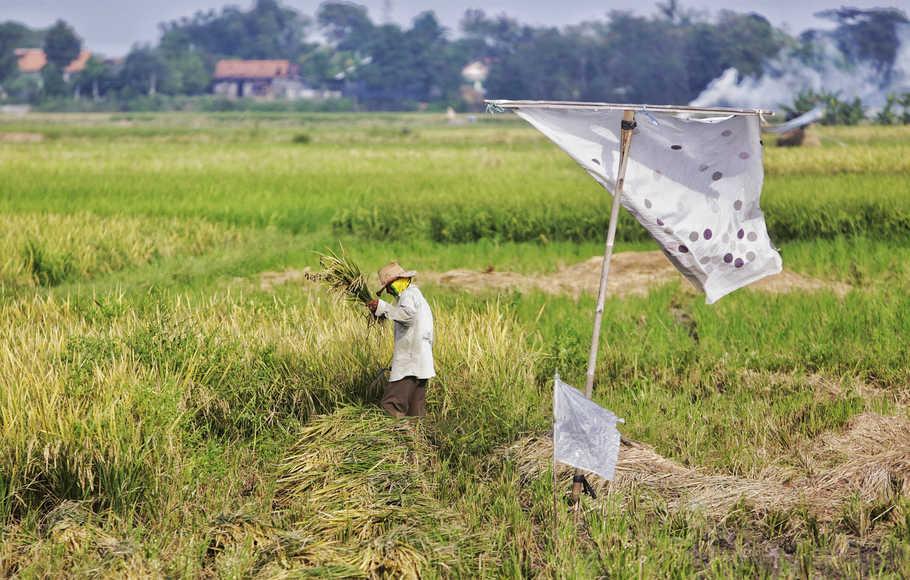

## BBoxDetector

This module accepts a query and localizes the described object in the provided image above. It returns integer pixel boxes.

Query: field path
[422,251,850,298]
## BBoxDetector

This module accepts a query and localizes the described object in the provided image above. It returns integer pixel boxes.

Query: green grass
[0,112,908,577]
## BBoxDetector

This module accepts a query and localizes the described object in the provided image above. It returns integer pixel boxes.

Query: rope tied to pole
[639,105,660,126]
[573,474,597,499]
[485,102,505,115]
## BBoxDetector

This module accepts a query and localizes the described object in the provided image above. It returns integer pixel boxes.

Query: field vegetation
[0,112,908,577]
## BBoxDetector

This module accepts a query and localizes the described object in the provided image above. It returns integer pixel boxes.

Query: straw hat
[376,261,416,293]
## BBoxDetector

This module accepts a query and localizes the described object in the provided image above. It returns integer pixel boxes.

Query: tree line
[0,0,907,116]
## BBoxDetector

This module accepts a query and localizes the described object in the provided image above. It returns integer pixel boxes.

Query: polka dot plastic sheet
[515,107,782,303]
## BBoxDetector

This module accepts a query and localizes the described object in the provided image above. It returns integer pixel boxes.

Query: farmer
[367,262,435,418]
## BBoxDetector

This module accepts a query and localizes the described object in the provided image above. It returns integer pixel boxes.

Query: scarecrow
[367,262,435,418]
[486,99,780,510]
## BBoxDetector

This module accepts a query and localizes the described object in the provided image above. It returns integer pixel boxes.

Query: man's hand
[366,299,379,314]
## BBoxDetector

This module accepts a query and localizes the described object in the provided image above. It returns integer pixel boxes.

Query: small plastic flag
[553,375,623,481]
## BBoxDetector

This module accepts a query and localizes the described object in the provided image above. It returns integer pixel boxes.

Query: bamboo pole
[552,401,560,564]
[486,99,772,117]
[571,109,637,516]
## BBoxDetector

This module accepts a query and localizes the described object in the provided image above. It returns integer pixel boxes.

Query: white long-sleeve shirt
[375,285,435,382]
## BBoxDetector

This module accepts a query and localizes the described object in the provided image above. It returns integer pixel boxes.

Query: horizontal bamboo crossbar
[485,99,773,117]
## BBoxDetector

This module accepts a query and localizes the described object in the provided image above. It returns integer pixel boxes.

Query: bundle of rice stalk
[317,248,374,307]
[206,512,283,560]
[274,406,481,578]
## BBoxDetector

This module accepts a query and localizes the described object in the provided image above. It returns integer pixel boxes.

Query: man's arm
[373,293,416,325]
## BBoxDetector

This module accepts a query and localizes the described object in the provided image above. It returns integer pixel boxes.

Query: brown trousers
[381,376,427,418]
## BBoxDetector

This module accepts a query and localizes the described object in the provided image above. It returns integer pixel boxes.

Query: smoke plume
[692,20,910,111]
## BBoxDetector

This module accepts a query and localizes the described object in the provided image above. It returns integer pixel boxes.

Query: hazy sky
[3,0,907,56]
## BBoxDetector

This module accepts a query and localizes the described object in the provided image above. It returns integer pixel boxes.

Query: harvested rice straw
[205,511,359,576]
[316,247,380,325]
[317,247,373,304]
[273,407,485,577]
[494,434,826,518]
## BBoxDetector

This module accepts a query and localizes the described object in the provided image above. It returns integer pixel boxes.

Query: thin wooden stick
[552,375,561,546]
[570,109,637,516]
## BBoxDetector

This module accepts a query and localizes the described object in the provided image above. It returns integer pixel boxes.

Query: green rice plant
[0,295,179,519]
[75,290,390,440]
[4,115,910,246]
[291,132,312,144]
[429,302,546,458]
[332,173,910,245]
[331,207,421,240]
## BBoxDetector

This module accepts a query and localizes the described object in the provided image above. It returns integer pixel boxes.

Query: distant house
[212,59,340,100]
[16,49,91,81]
[461,60,489,108]
[462,61,488,90]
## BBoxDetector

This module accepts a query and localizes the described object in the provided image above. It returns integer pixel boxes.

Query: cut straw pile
[496,412,910,522]
[811,412,910,503]
[204,512,358,578]
[495,435,807,517]
[1,501,151,576]
[257,406,483,578]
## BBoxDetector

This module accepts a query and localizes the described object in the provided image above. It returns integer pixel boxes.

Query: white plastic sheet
[553,375,623,481]
[515,106,783,303]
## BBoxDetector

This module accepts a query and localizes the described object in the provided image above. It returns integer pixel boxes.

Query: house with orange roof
[212,59,339,100]
[16,49,92,81]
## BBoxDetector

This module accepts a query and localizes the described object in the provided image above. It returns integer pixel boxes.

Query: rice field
[0,113,908,577]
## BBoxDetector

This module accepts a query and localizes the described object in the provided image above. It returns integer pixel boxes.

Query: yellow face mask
[389,277,411,297]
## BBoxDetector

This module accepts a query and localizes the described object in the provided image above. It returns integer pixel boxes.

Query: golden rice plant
[0,213,243,287]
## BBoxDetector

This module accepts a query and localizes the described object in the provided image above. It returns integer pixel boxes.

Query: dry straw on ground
[258,268,312,290]
[0,501,152,577]
[423,251,851,299]
[0,132,43,143]
[811,412,910,503]
[497,411,910,523]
